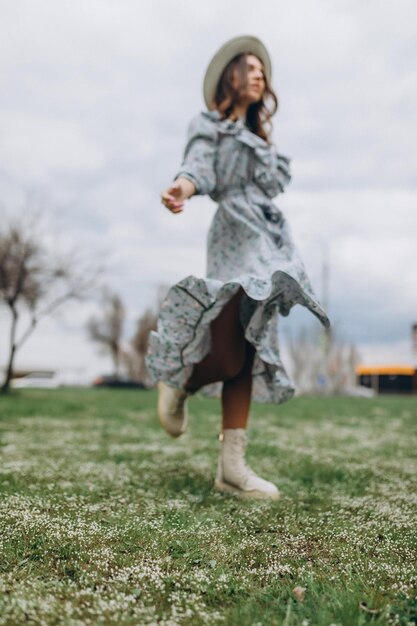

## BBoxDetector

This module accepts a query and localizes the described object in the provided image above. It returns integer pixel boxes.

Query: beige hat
[203,35,272,110]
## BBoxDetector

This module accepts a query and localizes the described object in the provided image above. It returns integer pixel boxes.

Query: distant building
[356,365,417,395]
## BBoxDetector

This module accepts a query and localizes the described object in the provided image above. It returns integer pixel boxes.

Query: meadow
[0,389,416,626]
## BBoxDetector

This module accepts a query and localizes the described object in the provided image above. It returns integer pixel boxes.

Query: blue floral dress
[146,110,330,403]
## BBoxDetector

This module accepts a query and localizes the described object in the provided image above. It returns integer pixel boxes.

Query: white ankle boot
[157,382,189,437]
[215,428,280,500]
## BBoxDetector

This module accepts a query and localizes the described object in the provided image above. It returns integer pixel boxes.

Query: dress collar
[203,110,269,149]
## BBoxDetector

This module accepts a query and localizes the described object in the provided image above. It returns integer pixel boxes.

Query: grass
[0,389,416,626]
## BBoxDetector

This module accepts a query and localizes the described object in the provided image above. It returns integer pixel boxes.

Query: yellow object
[356,365,416,376]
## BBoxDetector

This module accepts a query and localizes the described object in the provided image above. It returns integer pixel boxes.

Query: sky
[0,0,416,381]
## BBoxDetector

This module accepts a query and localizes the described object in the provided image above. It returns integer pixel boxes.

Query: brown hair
[214,53,278,142]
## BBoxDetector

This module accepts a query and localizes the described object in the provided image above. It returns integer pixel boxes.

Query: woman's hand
[161,177,196,214]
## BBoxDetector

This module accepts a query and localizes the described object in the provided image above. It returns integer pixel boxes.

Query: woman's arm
[160,113,218,215]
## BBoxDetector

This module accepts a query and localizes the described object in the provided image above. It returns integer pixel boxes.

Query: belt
[215,182,273,201]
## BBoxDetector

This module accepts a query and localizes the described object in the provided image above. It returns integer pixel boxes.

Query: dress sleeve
[175,113,218,196]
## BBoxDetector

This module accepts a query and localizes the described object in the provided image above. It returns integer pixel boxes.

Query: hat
[203,35,272,110]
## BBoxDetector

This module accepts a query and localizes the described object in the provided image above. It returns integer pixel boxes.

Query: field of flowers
[0,389,416,626]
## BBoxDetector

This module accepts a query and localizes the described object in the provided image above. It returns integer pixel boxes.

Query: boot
[215,428,280,500]
[157,382,189,437]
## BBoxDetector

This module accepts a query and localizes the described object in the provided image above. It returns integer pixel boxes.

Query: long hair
[214,53,278,142]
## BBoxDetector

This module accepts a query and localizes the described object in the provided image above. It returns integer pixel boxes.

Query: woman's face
[233,54,266,105]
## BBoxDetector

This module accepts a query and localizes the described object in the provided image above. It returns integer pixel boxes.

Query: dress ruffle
[147,270,329,403]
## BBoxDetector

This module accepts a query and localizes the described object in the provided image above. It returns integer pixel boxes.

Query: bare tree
[0,217,98,394]
[122,285,168,385]
[127,308,158,385]
[286,327,324,394]
[286,326,360,395]
[87,291,125,376]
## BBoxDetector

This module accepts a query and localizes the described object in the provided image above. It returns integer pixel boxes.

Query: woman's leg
[182,288,278,498]
[221,342,255,429]
[159,288,250,439]
[186,288,255,429]
[214,338,279,499]
[185,288,248,392]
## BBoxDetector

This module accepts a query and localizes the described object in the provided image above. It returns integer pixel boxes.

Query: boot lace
[227,440,258,488]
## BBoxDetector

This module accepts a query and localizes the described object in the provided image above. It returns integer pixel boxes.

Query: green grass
[0,389,416,626]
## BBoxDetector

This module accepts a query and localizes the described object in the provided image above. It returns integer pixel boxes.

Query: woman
[146,35,329,500]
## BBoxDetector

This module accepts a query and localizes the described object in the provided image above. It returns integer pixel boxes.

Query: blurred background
[1,0,416,390]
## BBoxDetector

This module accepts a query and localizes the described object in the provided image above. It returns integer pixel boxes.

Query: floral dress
[146,110,330,403]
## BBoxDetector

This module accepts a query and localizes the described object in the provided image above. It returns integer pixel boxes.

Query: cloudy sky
[1,0,416,379]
